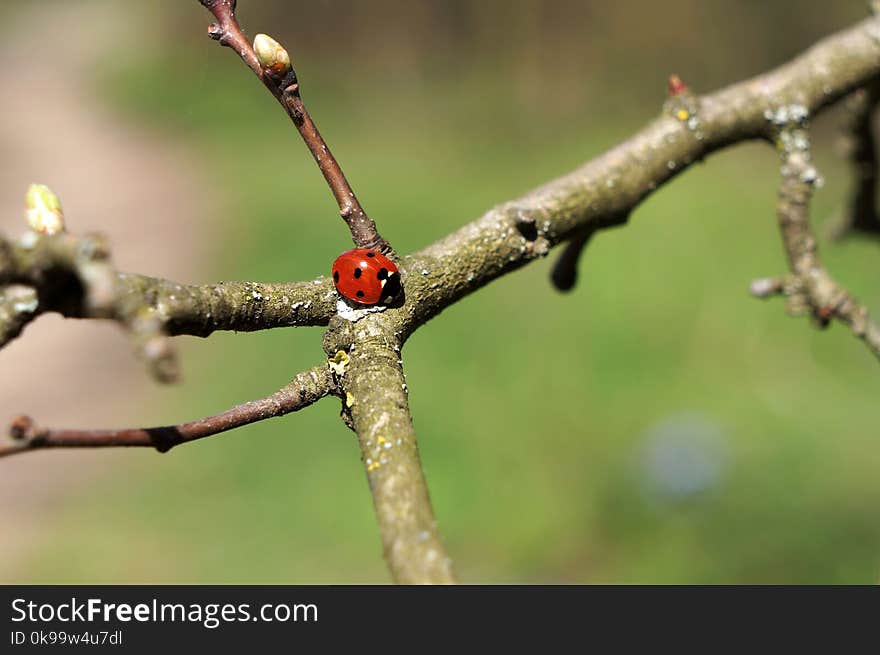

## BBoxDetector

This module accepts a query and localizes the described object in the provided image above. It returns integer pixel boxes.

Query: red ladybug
[331,248,401,305]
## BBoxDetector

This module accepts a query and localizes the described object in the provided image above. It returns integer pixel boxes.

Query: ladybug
[331,248,401,306]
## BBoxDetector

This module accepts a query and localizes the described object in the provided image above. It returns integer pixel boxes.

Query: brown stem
[550,226,595,292]
[827,79,880,240]
[198,0,393,256]
[1,365,334,458]
[549,210,629,292]
[758,122,880,360]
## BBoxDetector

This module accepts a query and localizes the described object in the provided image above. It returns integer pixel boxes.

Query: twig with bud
[198,1,394,256]
[1,184,181,381]
[2,176,338,376]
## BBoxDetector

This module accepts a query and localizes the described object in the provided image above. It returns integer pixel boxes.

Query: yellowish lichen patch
[345,392,355,408]
[328,349,350,376]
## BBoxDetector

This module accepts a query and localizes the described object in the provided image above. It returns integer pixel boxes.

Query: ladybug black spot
[356,290,365,298]
[366,252,376,257]
[353,268,362,279]
[333,270,339,282]
[377,268,389,281]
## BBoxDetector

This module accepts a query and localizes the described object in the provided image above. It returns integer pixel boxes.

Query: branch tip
[9,415,36,441]
[749,277,785,298]
[668,74,689,96]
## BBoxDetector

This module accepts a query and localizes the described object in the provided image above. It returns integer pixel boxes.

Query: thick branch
[390,15,880,338]
[198,0,393,255]
[0,364,334,458]
[115,273,337,337]
[0,230,180,381]
[0,231,337,379]
[323,328,455,584]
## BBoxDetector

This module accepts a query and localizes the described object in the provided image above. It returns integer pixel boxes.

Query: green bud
[25,183,65,235]
[253,33,291,77]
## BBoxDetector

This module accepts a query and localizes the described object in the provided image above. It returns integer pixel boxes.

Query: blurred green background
[4,0,880,583]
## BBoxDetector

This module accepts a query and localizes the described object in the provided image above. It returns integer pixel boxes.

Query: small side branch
[827,79,880,240]
[550,226,596,292]
[549,211,629,292]
[1,364,334,459]
[197,0,393,255]
[752,121,880,361]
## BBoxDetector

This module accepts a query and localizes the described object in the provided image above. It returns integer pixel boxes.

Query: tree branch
[0,364,334,458]
[827,78,880,240]
[323,327,455,584]
[115,273,337,337]
[0,230,337,381]
[549,225,596,292]
[391,14,880,339]
[0,228,182,382]
[751,120,880,360]
[198,0,393,255]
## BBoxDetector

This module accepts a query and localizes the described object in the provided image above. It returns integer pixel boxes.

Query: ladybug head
[379,269,402,305]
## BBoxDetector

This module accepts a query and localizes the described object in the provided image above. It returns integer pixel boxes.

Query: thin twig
[0,365,334,458]
[755,120,880,360]
[198,0,393,255]
[827,79,880,240]
[550,226,595,292]
[549,210,629,292]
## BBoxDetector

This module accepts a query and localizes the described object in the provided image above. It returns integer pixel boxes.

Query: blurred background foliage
[5,0,880,582]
